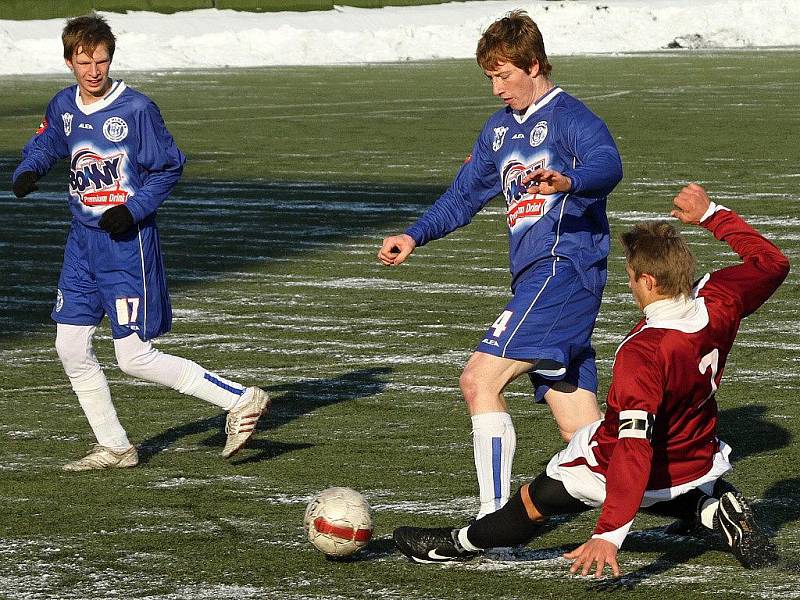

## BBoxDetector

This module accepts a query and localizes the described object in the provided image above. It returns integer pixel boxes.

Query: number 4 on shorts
[491,310,513,337]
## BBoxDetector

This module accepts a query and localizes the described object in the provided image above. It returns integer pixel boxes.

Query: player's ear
[65,58,74,72]
[528,59,540,78]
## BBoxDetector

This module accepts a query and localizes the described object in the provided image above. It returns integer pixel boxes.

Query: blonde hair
[620,221,696,298]
[476,10,552,77]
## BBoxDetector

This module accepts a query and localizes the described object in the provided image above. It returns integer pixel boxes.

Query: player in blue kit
[378,11,623,518]
[11,15,268,470]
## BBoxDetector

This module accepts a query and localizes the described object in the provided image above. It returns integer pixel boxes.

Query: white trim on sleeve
[592,519,634,549]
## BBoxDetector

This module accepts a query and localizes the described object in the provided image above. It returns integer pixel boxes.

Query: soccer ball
[304,487,374,557]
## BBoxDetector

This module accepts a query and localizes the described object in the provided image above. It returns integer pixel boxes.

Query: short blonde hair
[476,10,552,77]
[620,221,696,298]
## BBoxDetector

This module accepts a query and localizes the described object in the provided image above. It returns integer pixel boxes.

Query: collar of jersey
[512,86,562,125]
[615,275,713,356]
[642,294,709,333]
[74,80,127,115]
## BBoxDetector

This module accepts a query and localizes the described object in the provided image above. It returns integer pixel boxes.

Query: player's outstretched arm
[670,182,711,224]
[564,537,621,578]
[378,234,417,266]
[12,171,39,198]
[522,168,573,196]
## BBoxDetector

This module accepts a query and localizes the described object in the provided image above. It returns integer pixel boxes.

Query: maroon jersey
[591,206,790,537]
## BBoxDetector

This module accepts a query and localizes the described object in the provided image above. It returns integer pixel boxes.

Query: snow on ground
[0,0,799,75]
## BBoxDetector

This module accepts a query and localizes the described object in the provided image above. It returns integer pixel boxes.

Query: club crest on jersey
[530,120,548,147]
[69,148,130,206]
[103,116,128,142]
[55,289,64,313]
[492,126,509,152]
[61,112,73,136]
[502,159,546,228]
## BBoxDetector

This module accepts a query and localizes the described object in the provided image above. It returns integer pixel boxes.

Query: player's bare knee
[459,367,479,401]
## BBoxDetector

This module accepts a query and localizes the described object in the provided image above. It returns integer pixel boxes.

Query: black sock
[465,488,543,549]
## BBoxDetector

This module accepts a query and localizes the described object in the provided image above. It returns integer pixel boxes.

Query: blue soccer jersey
[13,80,185,228]
[405,87,622,297]
[13,81,185,341]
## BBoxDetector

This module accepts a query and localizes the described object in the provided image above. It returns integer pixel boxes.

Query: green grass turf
[0,51,798,598]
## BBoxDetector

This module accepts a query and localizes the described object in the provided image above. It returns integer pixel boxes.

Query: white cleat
[221,387,270,458]
[63,444,138,472]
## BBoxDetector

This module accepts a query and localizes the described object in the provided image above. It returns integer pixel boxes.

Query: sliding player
[394,184,789,575]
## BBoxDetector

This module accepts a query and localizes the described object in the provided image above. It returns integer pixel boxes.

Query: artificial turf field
[0,51,798,599]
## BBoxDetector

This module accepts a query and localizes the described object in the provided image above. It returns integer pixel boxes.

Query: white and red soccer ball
[304,487,374,557]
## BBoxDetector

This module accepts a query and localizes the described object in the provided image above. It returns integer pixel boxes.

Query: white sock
[457,526,482,552]
[71,369,131,451]
[56,324,130,450]
[114,334,248,411]
[471,411,516,518]
[699,497,720,529]
[173,360,250,411]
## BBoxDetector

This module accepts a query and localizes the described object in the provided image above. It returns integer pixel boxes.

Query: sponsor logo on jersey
[501,159,547,228]
[481,338,500,347]
[492,126,509,152]
[55,289,64,312]
[530,120,548,147]
[69,148,130,206]
[78,123,93,130]
[512,133,525,140]
[103,116,128,142]
[35,117,48,135]
[62,112,73,136]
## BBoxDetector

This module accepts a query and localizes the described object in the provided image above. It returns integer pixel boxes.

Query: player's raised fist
[378,233,416,266]
[670,183,711,225]
[98,204,134,236]
[12,171,38,198]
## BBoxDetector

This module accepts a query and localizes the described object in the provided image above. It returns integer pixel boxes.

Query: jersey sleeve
[124,100,186,223]
[592,339,663,547]
[559,105,622,198]
[700,206,790,318]
[12,98,70,183]
[404,126,500,246]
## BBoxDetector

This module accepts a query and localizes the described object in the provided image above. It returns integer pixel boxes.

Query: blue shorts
[52,219,172,340]
[476,258,600,402]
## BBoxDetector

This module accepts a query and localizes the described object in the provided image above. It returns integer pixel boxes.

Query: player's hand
[378,234,416,266]
[98,204,134,236]
[12,171,38,198]
[671,183,711,225]
[522,168,572,195]
[563,537,621,578]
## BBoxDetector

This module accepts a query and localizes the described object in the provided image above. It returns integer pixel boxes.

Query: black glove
[98,205,134,236]
[13,171,38,198]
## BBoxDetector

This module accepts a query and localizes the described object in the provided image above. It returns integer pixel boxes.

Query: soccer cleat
[713,490,778,569]
[63,444,138,472]
[393,526,478,564]
[221,387,270,458]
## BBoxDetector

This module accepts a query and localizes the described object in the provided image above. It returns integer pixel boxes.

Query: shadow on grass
[137,366,391,464]
[0,175,438,341]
